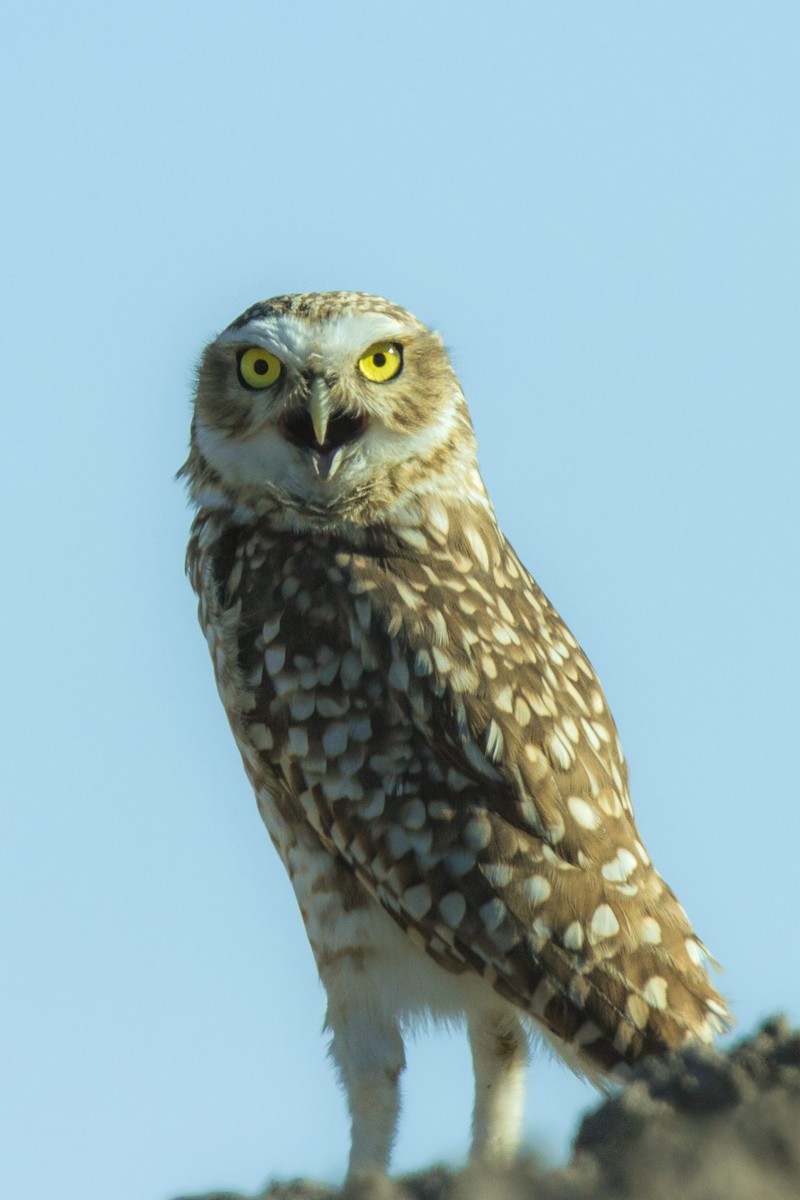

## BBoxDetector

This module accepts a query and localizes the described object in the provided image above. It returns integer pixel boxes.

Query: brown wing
[296,520,729,1072]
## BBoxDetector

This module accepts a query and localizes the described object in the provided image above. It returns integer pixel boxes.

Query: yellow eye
[237,346,283,389]
[357,342,403,383]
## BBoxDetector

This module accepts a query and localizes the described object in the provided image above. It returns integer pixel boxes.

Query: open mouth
[280,407,367,456]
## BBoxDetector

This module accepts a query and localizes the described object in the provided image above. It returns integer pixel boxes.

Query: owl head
[184,292,485,530]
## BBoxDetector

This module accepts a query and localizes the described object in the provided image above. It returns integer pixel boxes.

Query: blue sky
[2,3,798,1198]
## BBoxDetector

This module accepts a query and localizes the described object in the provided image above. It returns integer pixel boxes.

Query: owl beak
[279,375,366,482]
[308,376,332,448]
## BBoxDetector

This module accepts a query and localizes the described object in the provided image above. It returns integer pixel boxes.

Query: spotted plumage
[183,291,730,1178]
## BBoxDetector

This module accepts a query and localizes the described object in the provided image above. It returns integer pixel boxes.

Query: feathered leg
[468,1008,528,1164]
[327,1006,406,1178]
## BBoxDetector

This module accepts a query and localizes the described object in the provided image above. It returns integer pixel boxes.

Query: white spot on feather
[403,883,433,920]
[590,904,619,941]
[479,898,507,932]
[482,863,513,888]
[521,875,551,905]
[643,976,668,1010]
[485,719,504,762]
[568,796,601,830]
[287,727,309,757]
[640,917,662,945]
[322,722,349,757]
[465,526,490,571]
[261,616,281,644]
[563,921,584,950]
[265,646,286,675]
[601,847,638,882]
[439,892,466,928]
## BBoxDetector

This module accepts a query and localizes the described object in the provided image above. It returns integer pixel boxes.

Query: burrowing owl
[183,292,729,1178]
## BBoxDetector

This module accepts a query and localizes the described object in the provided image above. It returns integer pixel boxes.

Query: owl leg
[467,1008,528,1164]
[326,1006,406,1178]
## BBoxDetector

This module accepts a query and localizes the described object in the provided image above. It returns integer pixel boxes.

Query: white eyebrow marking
[216,311,416,374]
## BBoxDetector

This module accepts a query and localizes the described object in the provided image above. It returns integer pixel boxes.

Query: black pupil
[373,352,386,368]
[253,358,269,375]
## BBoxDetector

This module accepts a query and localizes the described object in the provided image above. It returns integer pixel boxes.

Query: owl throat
[188,425,491,542]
